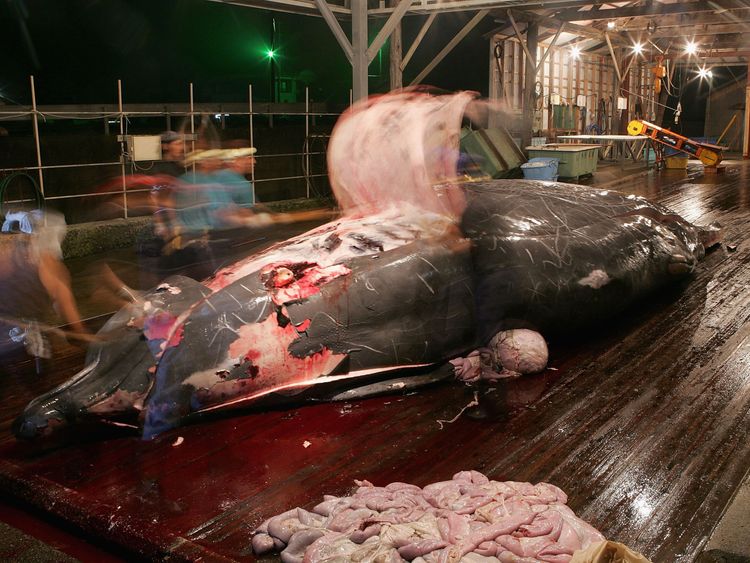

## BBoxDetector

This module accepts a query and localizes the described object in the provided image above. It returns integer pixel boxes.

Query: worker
[214,146,257,208]
[152,131,186,177]
[0,210,88,374]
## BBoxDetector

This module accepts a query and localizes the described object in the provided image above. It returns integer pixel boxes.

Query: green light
[266,49,276,60]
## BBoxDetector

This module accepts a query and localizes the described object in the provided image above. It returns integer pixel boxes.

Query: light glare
[697,66,712,79]
[571,46,581,59]
[607,21,616,29]
[685,41,697,55]
[632,42,643,55]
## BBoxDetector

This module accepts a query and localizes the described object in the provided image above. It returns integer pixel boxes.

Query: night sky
[1,0,497,106]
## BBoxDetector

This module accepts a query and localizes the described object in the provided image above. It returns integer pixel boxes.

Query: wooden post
[744,61,750,158]
[547,47,555,135]
[612,48,621,137]
[522,21,538,150]
[389,0,402,90]
[489,39,500,102]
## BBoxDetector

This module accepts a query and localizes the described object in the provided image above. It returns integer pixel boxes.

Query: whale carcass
[13,92,717,440]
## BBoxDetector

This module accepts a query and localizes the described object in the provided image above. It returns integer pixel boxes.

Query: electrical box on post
[130,135,162,161]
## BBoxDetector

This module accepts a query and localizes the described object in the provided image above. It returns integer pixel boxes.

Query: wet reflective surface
[1,162,749,561]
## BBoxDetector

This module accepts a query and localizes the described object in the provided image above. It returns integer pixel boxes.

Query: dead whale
[12,91,718,440]
[12,179,717,440]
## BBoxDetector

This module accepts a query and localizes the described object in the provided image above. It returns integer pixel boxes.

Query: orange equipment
[651,56,666,94]
[627,120,723,166]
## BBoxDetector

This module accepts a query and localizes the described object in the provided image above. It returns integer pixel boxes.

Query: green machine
[459,127,526,179]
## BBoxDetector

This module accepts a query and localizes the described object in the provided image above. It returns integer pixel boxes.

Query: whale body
[13,179,715,440]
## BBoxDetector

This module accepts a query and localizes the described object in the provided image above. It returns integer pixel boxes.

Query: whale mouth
[12,408,69,440]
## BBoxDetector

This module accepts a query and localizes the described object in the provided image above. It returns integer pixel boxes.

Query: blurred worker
[152,131,186,177]
[176,148,274,233]
[0,210,88,374]
[156,149,230,279]
[214,146,257,208]
[160,147,328,280]
[146,131,186,252]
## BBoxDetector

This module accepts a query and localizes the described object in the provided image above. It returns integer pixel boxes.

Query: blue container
[521,157,559,181]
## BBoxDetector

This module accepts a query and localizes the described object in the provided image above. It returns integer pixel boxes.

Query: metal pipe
[118,79,128,219]
[254,151,328,159]
[43,188,153,200]
[249,84,256,204]
[254,172,328,183]
[305,86,311,199]
[0,162,121,173]
[4,87,341,224]
[190,83,196,176]
[0,108,344,117]
[29,76,45,198]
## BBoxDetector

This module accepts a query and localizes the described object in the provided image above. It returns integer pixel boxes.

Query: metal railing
[0,76,347,222]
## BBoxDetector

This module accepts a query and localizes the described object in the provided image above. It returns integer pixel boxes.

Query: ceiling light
[697,66,712,79]
[570,46,581,59]
[685,41,698,55]
[607,21,616,30]
[633,42,643,55]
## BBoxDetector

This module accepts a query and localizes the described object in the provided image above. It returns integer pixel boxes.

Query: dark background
[1,0,497,106]
[2,1,735,128]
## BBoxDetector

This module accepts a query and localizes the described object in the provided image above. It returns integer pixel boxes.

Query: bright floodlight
[633,42,643,55]
[571,46,581,59]
[697,66,712,79]
[266,49,276,59]
[607,21,616,29]
[685,41,698,55]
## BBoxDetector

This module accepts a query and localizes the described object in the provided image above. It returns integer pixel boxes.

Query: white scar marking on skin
[418,256,440,272]
[416,273,435,294]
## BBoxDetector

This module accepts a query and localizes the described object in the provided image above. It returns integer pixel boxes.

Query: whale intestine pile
[251,470,606,562]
